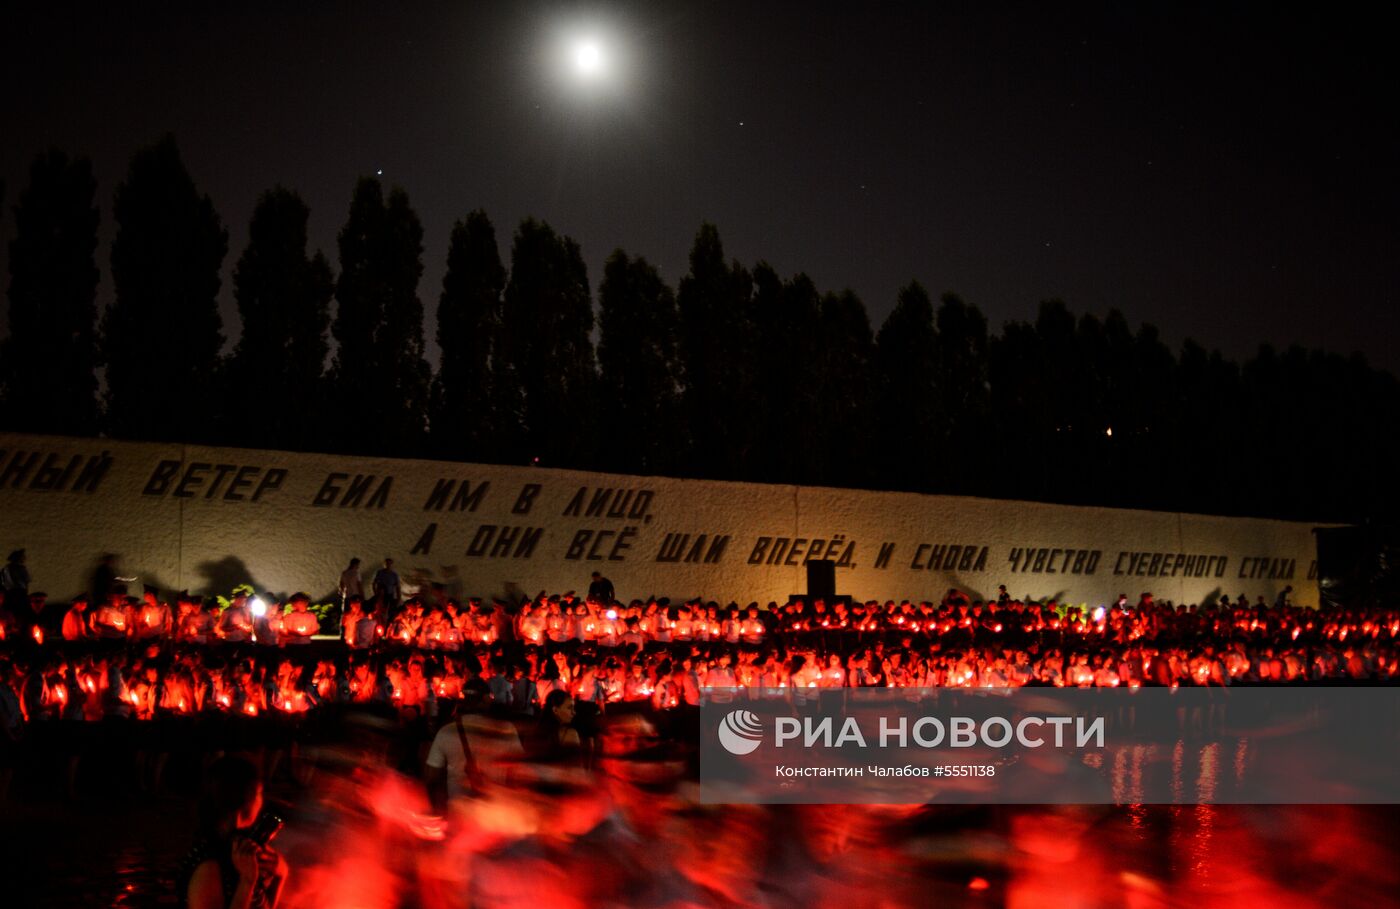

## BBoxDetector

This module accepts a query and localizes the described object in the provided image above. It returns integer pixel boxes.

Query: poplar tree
[430,210,505,459]
[873,281,938,491]
[327,177,430,456]
[498,218,597,467]
[932,293,990,494]
[597,249,682,474]
[675,223,755,479]
[228,187,333,450]
[3,150,101,435]
[817,288,875,487]
[103,135,227,442]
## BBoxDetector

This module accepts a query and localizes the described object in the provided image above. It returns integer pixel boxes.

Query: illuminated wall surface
[0,432,1324,606]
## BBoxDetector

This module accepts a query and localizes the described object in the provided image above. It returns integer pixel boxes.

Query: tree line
[2,137,1397,524]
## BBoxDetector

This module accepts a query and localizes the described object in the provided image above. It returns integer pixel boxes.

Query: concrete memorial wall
[0,432,1322,607]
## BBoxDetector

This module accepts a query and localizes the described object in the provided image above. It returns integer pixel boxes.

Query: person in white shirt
[425,705,526,814]
[339,558,364,607]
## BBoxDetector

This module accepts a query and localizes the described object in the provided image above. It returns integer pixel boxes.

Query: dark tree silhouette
[874,281,939,492]
[676,223,755,480]
[597,249,682,475]
[2,144,1397,525]
[817,288,876,487]
[228,187,333,450]
[103,135,227,442]
[1173,338,1240,511]
[750,265,824,484]
[3,150,101,436]
[327,177,430,456]
[497,218,597,467]
[430,211,505,460]
[931,293,990,494]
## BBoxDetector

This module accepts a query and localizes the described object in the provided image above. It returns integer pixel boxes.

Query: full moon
[574,39,604,76]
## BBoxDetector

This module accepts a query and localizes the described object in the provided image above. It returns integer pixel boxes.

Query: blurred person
[93,592,131,639]
[424,700,526,814]
[182,598,218,645]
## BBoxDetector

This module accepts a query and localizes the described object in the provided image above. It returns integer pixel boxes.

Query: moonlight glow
[574,39,604,76]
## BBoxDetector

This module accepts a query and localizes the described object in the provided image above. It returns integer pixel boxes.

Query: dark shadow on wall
[86,554,175,603]
[193,555,263,598]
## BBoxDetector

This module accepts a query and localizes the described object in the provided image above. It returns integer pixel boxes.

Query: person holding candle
[280,594,319,646]
[218,593,254,644]
[135,588,172,641]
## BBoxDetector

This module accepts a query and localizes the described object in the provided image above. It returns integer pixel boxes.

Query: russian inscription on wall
[0,434,1322,605]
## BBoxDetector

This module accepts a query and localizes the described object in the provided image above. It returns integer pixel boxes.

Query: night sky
[3,2,1398,371]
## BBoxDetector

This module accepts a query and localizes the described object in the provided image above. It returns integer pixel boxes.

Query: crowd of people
[3,569,1396,762]
[3,556,1399,907]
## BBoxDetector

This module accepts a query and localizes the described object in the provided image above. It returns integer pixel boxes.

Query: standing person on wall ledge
[0,550,29,612]
[588,571,615,604]
[1275,585,1293,608]
[93,553,118,606]
[338,558,363,610]
[373,558,401,613]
